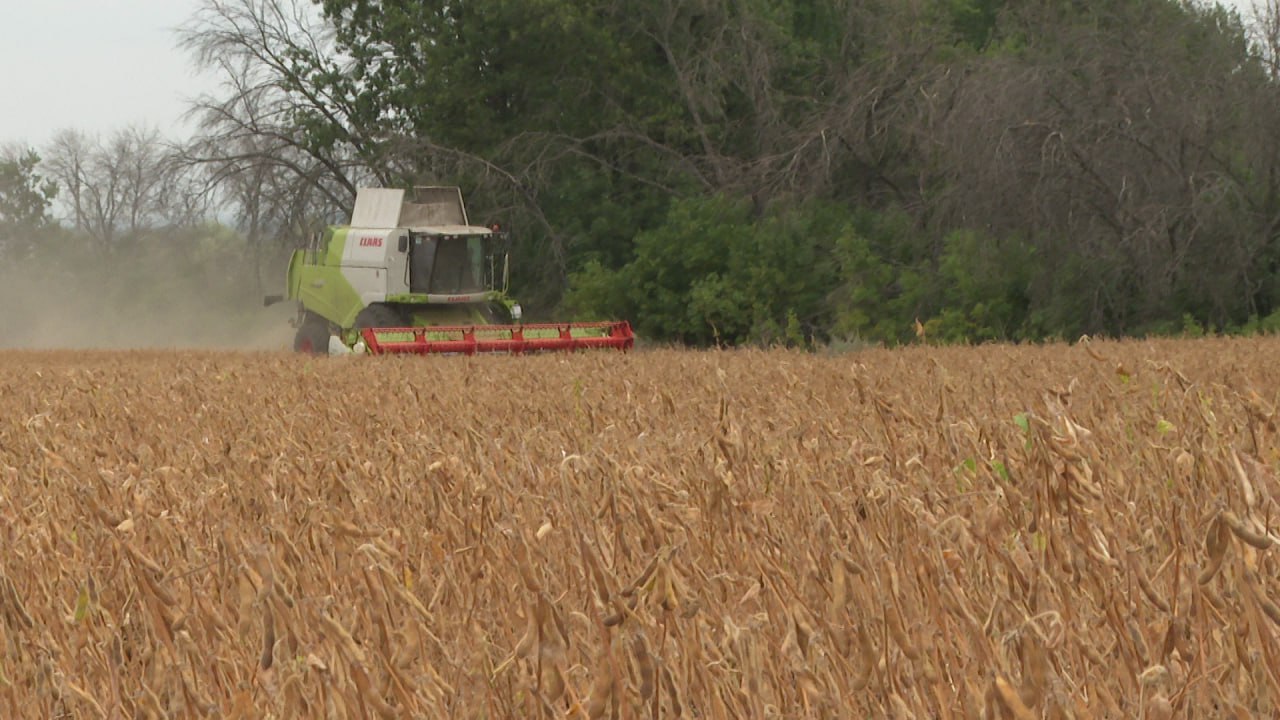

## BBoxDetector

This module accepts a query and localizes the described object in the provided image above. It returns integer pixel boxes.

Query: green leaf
[1013,413,1030,433]
[73,585,90,623]
[1156,419,1174,434]
[991,460,1009,481]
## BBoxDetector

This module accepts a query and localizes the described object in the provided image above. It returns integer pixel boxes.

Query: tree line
[5,0,1280,347]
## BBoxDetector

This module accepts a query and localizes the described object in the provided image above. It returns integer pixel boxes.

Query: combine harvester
[270,187,633,355]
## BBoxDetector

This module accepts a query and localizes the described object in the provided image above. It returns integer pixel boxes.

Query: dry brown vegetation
[2,338,1280,718]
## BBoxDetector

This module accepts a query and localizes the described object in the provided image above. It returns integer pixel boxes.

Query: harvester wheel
[293,312,330,354]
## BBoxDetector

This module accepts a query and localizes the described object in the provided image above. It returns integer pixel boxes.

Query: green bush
[565,195,845,347]
[1236,309,1280,335]
[929,229,1037,342]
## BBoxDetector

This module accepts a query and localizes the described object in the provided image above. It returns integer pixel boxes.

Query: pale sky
[0,0,1262,151]
[0,0,218,149]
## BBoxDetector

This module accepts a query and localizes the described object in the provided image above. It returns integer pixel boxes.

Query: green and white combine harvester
[269,187,633,355]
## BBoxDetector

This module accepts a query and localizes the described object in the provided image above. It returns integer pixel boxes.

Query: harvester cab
[278,186,633,355]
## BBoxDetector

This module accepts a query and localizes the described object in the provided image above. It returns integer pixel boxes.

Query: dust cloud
[0,236,298,351]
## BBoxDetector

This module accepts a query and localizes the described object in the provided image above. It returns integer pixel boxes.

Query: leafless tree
[607,0,940,205]
[1246,0,1280,75]
[177,0,388,209]
[43,127,200,252]
[902,1,1277,330]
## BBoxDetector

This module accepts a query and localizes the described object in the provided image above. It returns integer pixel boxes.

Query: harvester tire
[294,312,330,354]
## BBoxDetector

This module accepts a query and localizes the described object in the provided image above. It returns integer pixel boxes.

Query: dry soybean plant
[0,338,1278,718]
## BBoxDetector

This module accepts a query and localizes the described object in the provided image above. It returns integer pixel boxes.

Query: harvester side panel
[350,189,406,228]
[294,266,366,328]
[286,249,306,300]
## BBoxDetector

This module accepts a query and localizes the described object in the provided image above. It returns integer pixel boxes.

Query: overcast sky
[0,0,218,149]
[0,0,1262,151]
